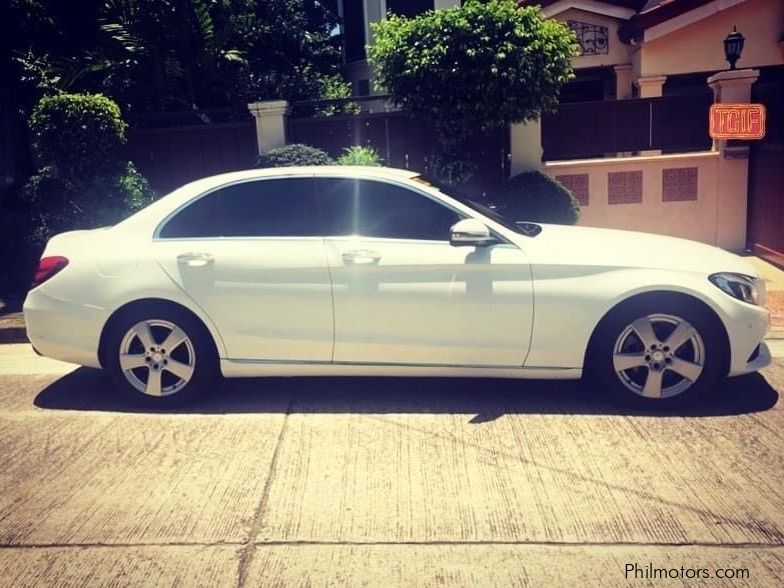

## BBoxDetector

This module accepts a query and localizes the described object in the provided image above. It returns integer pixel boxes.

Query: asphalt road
[1,344,783,587]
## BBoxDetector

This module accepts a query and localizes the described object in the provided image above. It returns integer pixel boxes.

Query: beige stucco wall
[542,151,748,250]
[554,8,633,70]
[640,0,784,76]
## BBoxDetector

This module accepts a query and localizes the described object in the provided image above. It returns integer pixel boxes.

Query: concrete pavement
[0,345,783,586]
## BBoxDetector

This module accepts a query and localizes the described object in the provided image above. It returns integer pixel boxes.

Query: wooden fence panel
[125,120,257,194]
[652,93,713,152]
[542,94,712,160]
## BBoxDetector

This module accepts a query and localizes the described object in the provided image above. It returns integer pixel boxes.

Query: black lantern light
[723,26,745,70]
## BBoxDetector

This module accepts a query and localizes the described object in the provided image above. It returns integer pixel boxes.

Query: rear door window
[159,177,318,238]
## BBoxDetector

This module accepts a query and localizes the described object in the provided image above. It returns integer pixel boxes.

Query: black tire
[105,303,218,407]
[589,294,725,410]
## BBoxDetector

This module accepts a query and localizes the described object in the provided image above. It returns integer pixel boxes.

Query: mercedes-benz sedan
[24,166,771,408]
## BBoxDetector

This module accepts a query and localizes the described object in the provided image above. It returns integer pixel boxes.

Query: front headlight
[709,273,765,306]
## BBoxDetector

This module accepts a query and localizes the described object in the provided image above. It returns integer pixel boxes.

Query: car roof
[191,165,421,188]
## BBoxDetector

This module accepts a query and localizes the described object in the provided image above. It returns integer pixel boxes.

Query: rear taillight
[31,256,69,289]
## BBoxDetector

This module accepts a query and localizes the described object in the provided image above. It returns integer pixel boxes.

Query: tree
[13,0,347,113]
[368,0,577,183]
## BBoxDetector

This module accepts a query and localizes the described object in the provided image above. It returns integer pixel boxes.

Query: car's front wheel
[105,305,218,407]
[592,296,725,409]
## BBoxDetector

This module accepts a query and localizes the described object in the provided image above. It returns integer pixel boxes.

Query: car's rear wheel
[106,305,217,407]
[592,297,725,409]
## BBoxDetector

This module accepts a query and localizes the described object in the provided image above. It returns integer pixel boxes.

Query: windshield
[411,175,540,236]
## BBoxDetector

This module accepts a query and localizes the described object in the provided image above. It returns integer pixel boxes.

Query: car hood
[524,224,759,277]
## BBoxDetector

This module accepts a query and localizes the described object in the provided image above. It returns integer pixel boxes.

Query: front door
[153,176,334,362]
[315,176,534,367]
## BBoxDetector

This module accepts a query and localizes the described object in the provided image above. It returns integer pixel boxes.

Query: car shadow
[33,367,779,420]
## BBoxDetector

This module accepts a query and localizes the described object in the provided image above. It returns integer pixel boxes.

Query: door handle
[342,249,382,265]
[176,252,214,267]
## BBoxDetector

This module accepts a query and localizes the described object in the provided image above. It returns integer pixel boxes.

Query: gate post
[247,100,290,155]
[707,69,759,251]
[510,120,543,175]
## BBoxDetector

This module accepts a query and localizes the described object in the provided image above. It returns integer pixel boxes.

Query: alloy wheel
[118,319,196,397]
[612,313,705,399]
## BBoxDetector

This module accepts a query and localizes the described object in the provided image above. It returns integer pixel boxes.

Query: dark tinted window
[316,178,462,240]
[160,178,317,238]
[387,0,434,18]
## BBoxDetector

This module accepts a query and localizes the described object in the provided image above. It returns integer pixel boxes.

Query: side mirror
[449,218,495,247]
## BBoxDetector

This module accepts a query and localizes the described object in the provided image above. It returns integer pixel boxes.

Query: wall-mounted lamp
[723,26,745,70]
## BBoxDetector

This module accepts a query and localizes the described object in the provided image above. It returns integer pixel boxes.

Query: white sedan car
[24,166,770,408]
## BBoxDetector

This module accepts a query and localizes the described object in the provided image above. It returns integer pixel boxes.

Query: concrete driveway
[1,344,783,586]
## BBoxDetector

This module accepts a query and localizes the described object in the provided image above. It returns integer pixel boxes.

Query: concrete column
[707,69,760,251]
[707,68,760,155]
[247,100,290,155]
[708,68,759,103]
[613,64,634,100]
[634,75,667,98]
[364,0,383,47]
[510,120,543,176]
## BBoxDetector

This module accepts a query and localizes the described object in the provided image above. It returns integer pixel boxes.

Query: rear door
[152,176,334,362]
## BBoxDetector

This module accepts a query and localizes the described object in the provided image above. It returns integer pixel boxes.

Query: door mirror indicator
[449,219,495,247]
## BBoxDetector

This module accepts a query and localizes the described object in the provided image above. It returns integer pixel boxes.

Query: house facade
[339,0,783,100]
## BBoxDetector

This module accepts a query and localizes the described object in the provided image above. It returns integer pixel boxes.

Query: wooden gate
[747,78,784,267]
[126,119,257,194]
[288,111,510,199]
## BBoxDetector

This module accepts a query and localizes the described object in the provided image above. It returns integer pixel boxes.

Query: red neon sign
[709,103,766,140]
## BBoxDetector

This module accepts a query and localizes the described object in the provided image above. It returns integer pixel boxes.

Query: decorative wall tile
[662,167,698,202]
[555,174,589,205]
[608,171,643,204]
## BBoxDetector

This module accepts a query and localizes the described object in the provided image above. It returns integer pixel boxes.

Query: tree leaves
[369,0,577,140]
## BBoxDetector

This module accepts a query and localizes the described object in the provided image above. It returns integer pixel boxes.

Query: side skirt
[219,359,582,380]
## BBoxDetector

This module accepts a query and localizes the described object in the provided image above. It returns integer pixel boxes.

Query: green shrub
[22,163,153,244]
[23,93,154,244]
[337,146,382,166]
[256,144,334,167]
[496,171,580,225]
[29,93,128,178]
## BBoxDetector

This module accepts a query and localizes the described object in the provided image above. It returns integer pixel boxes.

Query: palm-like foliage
[14,0,345,113]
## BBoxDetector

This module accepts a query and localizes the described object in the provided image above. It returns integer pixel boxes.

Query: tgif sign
[709,103,766,139]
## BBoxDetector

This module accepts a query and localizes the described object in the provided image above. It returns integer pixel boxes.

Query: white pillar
[247,100,290,155]
[509,120,543,175]
[707,69,760,250]
[707,68,759,103]
[614,64,634,100]
[634,75,667,98]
